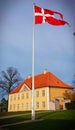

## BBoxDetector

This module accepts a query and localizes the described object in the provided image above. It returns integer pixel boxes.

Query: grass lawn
[0,111,31,117]
[6,119,75,130]
[0,110,75,130]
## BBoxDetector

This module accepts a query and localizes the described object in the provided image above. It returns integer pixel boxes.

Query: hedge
[65,101,75,109]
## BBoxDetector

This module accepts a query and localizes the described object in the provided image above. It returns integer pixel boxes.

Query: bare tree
[63,90,72,100]
[0,67,23,94]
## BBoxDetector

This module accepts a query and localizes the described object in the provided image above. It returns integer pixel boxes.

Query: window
[26,103,28,109]
[22,103,24,109]
[18,95,20,100]
[17,104,19,110]
[26,93,29,98]
[10,105,12,110]
[22,94,24,99]
[42,101,45,108]
[36,102,39,109]
[36,91,39,97]
[13,104,16,110]
[14,95,16,100]
[23,86,28,91]
[42,90,45,96]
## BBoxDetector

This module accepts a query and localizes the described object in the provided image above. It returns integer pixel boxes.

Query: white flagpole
[32,4,35,120]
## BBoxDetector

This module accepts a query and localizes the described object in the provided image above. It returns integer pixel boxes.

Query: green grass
[7,119,75,130]
[0,111,31,117]
[0,115,31,126]
[0,110,75,130]
[36,110,75,120]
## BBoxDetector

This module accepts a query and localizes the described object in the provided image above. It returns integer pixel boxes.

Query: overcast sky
[0,0,75,87]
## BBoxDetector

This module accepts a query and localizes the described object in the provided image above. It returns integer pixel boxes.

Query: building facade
[8,70,73,112]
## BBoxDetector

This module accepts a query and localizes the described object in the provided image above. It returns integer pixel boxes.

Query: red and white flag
[34,5,69,26]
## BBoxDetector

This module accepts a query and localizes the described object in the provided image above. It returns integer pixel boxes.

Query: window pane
[42,101,45,108]
[22,103,24,109]
[36,91,39,97]
[36,102,39,108]
[13,104,15,110]
[42,90,45,96]
[17,104,19,109]
[26,93,28,98]
[22,94,24,99]
[26,103,28,109]
[18,95,20,100]
[10,105,12,110]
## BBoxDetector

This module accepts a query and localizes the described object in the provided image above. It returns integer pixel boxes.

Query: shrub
[65,101,75,109]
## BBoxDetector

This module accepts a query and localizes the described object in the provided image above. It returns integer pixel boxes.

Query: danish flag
[34,5,69,26]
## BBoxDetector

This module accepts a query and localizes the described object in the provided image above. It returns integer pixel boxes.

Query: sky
[0,0,75,88]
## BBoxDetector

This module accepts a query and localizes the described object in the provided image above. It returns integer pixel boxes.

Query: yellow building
[8,70,73,112]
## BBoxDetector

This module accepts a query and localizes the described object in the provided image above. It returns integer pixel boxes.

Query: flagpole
[32,3,35,120]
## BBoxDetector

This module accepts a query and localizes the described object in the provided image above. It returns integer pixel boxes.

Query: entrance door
[55,99,60,110]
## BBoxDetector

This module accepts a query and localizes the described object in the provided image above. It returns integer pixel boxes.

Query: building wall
[8,86,73,112]
[50,87,73,108]
[8,87,49,112]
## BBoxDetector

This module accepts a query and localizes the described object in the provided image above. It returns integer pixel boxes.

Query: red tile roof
[9,71,73,94]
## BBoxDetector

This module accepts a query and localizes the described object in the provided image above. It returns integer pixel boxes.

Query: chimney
[27,74,32,79]
[43,69,48,74]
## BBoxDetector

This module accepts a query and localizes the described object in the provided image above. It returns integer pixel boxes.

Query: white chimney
[43,69,48,74]
[27,74,32,79]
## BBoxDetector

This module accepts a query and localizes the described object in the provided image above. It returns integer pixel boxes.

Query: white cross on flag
[34,5,69,26]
